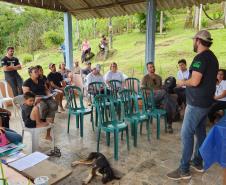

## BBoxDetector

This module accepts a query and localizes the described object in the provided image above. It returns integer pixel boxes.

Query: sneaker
[167,168,191,180]
[190,162,204,173]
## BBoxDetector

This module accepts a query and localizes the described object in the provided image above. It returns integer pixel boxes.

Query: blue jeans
[180,104,210,172]
[4,128,22,144]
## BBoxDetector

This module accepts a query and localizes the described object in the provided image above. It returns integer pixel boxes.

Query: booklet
[0,143,17,154]
[39,92,58,100]
[8,151,49,171]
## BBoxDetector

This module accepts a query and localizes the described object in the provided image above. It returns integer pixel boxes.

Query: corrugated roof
[0,0,224,19]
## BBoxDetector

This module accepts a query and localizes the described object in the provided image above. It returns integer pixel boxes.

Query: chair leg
[126,127,130,151]
[76,115,79,129]
[95,109,98,127]
[22,130,24,142]
[131,122,134,136]
[97,128,101,152]
[146,119,150,141]
[164,116,167,133]
[91,111,94,131]
[80,114,84,138]
[51,126,55,149]
[157,116,160,140]
[32,130,40,152]
[67,113,71,133]
[133,122,138,147]
[114,130,119,160]
[106,132,110,146]
[140,122,143,135]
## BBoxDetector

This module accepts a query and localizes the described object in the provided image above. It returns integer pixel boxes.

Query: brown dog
[71,152,120,184]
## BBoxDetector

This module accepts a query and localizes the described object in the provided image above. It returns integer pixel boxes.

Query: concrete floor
[9,106,223,185]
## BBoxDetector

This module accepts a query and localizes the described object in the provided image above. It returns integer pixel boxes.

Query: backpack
[164,76,176,94]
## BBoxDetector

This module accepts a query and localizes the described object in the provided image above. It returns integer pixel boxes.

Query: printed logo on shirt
[192,61,201,69]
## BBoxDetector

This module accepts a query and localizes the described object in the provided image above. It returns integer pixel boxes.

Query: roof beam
[80,0,102,17]
[0,0,67,12]
[70,0,146,12]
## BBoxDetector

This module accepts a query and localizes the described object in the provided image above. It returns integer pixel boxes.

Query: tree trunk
[160,11,163,34]
[76,20,80,50]
[193,6,200,30]
[184,7,193,28]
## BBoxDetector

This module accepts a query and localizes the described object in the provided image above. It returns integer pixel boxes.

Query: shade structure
[0,0,224,19]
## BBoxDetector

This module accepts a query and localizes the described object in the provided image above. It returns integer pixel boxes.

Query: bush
[22,54,33,64]
[201,19,208,28]
[42,30,64,48]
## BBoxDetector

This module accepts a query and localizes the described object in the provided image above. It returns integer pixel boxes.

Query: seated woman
[58,63,71,85]
[104,62,125,88]
[0,127,22,144]
[208,69,226,123]
[22,66,58,140]
[0,108,22,144]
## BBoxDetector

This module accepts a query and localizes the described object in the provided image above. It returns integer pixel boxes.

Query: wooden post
[160,11,163,34]
[109,17,113,49]
[193,6,200,30]
[198,4,203,31]
[93,19,97,39]
[223,1,226,27]
[76,20,80,50]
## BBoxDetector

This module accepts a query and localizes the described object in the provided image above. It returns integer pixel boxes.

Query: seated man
[141,62,162,90]
[82,61,92,76]
[86,64,104,88]
[47,63,66,111]
[21,92,49,128]
[174,59,189,108]
[141,62,175,133]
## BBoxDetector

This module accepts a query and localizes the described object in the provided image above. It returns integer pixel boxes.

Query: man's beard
[193,43,198,53]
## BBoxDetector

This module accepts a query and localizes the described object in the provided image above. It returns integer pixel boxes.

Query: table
[200,115,226,185]
[2,164,34,185]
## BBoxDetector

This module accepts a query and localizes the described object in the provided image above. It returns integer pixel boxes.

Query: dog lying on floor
[71,152,120,184]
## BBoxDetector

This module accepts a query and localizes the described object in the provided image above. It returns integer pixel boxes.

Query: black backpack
[164,76,176,94]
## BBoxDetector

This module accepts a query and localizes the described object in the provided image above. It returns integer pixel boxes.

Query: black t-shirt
[47,72,63,87]
[23,78,46,96]
[1,56,20,76]
[186,50,219,108]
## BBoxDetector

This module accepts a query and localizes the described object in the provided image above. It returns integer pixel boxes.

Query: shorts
[38,98,58,119]
[25,119,36,128]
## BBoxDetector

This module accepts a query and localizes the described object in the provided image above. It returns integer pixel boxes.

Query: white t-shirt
[215,80,226,101]
[177,70,189,80]
[104,71,125,82]
[86,73,104,87]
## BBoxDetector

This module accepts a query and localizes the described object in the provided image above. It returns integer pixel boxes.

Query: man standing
[167,30,219,180]
[1,47,23,96]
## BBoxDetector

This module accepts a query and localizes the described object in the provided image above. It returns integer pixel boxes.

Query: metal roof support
[145,0,156,67]
[64,12,73,70]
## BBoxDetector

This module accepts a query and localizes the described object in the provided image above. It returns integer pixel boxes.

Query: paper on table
[8,152,49,171]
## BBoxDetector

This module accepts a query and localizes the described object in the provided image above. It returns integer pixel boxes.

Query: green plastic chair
[94,94,129,160]
[119,89,150,147]
[125,77,141,94]
[109,80,122,119]
[145,88,167,139]
[88,81,107,126]
[64,85,94,137]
